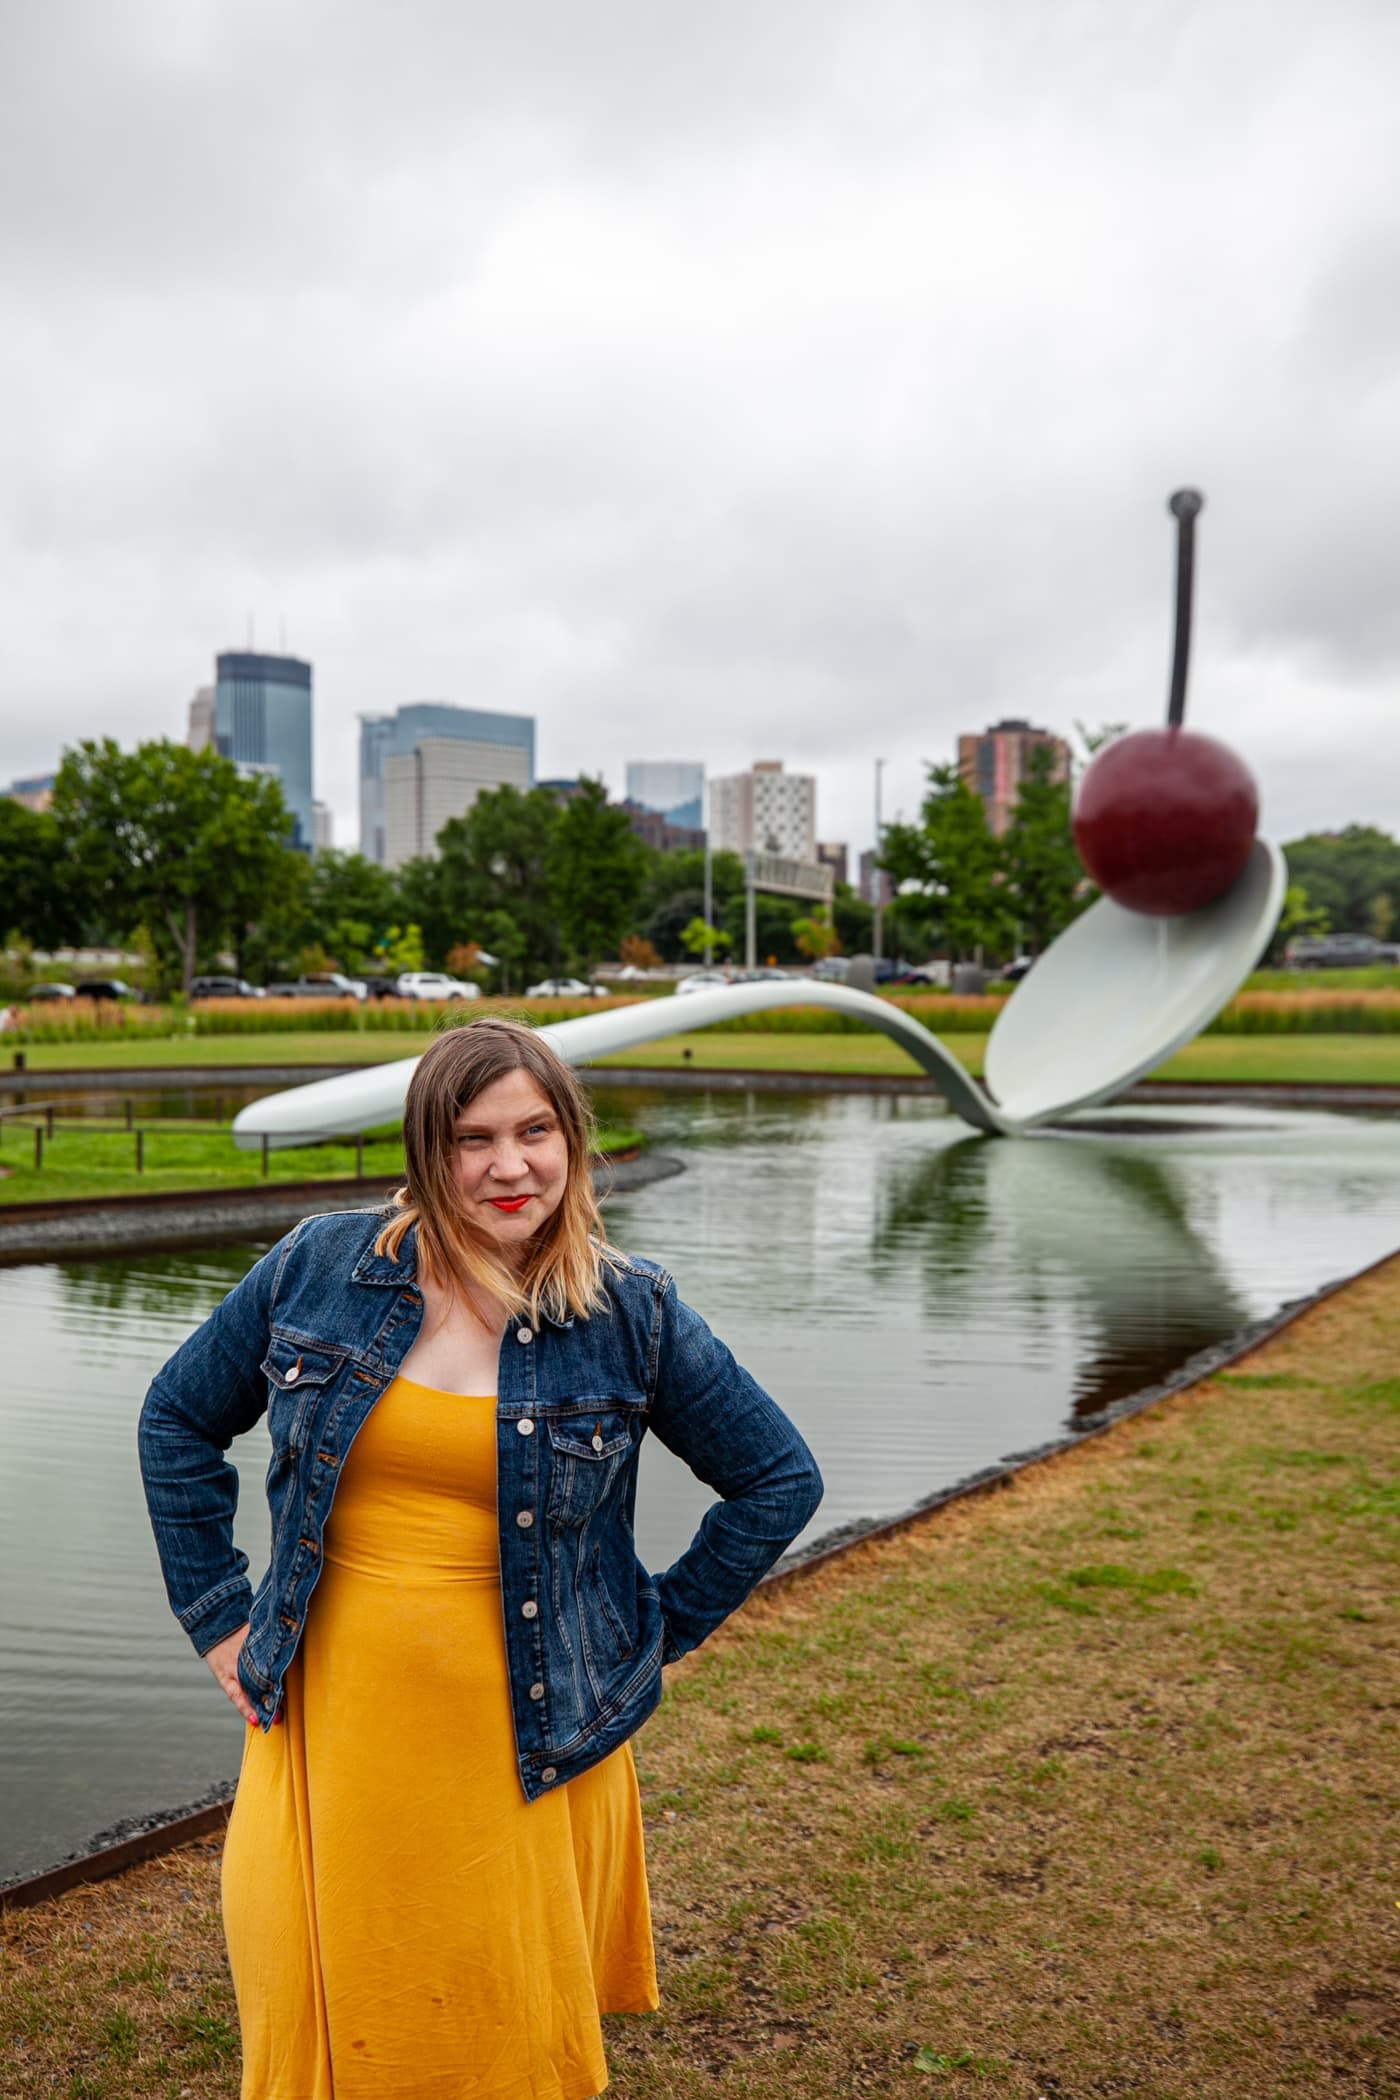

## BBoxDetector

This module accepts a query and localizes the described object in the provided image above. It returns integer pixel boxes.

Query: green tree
[792,906,841,960]
[879,764,1014,962]
[427,785,563,979]
[721,891,802,965]
[831,881,874,958]
[639,846,745,918]
[0,798,78,950]
[999,744,1088,954]
[548,778,648,970]
[1279,826,1400,938]
[679,917,731,958]
[51,739,296,994]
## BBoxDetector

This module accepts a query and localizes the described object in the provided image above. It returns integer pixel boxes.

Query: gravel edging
[0,1151,684,1264]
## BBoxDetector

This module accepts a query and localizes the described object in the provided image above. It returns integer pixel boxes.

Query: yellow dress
[221,1374,659,2100]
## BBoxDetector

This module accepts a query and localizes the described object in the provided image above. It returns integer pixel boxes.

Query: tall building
[359,704,535,866]
[624,761,704,831]
[187,686,215,752]
[709,761,816,863]
[7,773,55,813]
[619,801,706,854]
[214,652,315,851]
[313,801,335,851]
[957,717,1071,838]
[817,840,849,887]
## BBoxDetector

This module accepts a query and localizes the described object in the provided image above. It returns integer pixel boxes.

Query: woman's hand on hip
[202,1622,281,1727]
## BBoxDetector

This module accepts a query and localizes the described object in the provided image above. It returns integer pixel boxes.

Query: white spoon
[231,839,1283,1153]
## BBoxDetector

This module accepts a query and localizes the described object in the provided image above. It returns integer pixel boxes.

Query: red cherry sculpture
[1072,725,1258,915]
[1072,489,1259,916]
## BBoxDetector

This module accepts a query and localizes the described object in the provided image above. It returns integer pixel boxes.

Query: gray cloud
[1,0,1396,858]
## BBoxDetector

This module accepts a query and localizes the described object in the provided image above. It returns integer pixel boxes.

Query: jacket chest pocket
[261,1337,346,1459]
[544,1404,640,1529]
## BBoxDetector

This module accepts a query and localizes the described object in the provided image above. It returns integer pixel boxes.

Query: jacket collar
[350,1218,419,1288]
[348,1217,574,1327]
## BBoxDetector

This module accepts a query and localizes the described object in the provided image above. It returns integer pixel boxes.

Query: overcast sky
[2,0,1396,859]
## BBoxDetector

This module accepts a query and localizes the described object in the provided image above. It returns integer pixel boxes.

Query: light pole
[702,779,713,967]
[872,757,886,966]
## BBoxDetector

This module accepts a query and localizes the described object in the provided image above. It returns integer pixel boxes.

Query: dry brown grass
[4,1260,1398,2099]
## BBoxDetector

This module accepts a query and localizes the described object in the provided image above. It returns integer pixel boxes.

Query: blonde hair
[375,1017,612,1326]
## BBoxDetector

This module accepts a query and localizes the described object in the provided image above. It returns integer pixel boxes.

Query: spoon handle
[1167,488,1204,728]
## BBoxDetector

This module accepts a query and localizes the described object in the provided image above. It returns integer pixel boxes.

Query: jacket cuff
[181,1580,255,1657]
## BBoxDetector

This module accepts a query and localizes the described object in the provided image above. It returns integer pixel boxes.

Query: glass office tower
[214,652,315,852]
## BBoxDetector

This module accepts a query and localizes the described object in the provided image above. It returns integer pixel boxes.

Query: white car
[395,971,480,1003]
[674,969,734,997]
[524,977,607,998]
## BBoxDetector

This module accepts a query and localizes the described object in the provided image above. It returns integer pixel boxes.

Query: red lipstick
[487,1195,532,1212]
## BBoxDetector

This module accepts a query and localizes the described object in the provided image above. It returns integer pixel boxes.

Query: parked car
[25,982,76,1001]
[190,975,265,998]
[674,969,734,996]
[263,975,361,1000]
[360,974,405,1001]
[77,978,138,1001]
[524,977,607,998]
[1285,933,1399,969]
[301,971,367,1002]
[396,971,481,1003]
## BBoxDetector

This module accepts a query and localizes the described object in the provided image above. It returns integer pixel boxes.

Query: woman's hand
[202,1622,281,1727]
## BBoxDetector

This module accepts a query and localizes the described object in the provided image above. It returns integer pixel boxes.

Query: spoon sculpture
[233,491,1284,1150]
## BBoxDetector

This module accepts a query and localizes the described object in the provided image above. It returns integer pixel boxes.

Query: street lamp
[872,757,886,966]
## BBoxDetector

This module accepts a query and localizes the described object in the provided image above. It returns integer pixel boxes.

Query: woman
[138,1017,824,2100]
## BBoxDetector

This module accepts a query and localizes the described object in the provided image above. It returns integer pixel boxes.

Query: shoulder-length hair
[375,1017,612,1327]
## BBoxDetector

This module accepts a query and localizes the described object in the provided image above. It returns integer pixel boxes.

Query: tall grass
[4,987,1400,1046]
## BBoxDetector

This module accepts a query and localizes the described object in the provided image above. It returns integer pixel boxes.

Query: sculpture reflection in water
[872,1133,1249,1424]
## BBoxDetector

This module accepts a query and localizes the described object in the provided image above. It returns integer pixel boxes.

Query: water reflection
[874,1133,1249,1418]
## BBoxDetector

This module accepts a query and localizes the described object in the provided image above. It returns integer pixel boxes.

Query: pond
[3,1088,1399,1883]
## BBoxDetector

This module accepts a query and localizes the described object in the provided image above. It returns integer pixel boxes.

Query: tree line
[0,735,1391,996]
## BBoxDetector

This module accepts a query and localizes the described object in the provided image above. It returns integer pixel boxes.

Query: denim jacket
[137,1207,824,1802]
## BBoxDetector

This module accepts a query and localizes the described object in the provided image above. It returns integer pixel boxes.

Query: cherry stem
[1166,488,1203,728]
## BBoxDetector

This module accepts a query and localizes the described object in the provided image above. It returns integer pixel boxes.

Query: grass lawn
[7,1033,427,1071]
[0,1124,642,1207]
[593,1031,1400,1086]
[3,1250,1395,2095]
[11,1029,1400,1086]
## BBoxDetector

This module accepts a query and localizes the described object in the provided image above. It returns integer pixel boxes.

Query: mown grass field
[8,1029,1400,1085]
[0,1124,641,1207]
[2,1253,1396,2098]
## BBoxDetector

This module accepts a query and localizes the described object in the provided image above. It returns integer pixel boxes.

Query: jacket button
[285,1361,301,1384]
[515,1510,534,1528]
[516,1418,534,1436]
[540,1767,557,1783]
[529,1682,545,1701]
[521,1600,538,1619]
[516,1327,533,1345]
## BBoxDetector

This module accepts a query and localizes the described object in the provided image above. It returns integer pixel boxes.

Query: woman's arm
[136,1226,298,1656]
[645,1277,824,1664]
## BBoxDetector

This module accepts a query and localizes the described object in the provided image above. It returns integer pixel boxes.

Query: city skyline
[2,4,1396,859]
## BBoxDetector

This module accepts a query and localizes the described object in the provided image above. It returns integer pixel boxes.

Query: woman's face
[451,1069,570,1262]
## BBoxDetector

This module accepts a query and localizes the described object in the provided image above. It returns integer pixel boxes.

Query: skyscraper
[956,718,1071,838]
[360,704,536,868]
[214,652,315,851]
[624,761,704,831]
[709,761,816,862]
[186,687,215,752]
